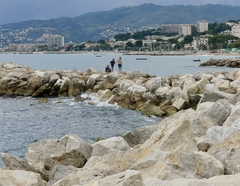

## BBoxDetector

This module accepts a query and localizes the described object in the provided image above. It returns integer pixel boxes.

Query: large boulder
[47,165,77,186]
[0,169,46,186]
[68,78,83,97]
[122,125,159,147]
[141,109,197,152]
[24,75,43,96]
[208,130,240,175]
[187,78,210,94]
[223,102,240,126]
[58,76,71,96]
[200,84,233,103]
[96,89,113,102]
[199,99,232,127]
[210,77,231,93]
[25,134,93,181]
[1,153,27,171]
[144,174,240,186]
[86,74,102,90]
[205,126,239,145]
[145,77,164,93]
[92,137,130,156]
[87,170,144,186]
[127,84,147,102]
[51,162,117,186]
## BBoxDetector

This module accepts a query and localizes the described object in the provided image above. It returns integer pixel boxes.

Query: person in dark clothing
[105,65,111,73]
[110,58,115,72]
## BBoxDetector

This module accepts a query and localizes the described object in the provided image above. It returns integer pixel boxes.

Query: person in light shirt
[117,57,122,73]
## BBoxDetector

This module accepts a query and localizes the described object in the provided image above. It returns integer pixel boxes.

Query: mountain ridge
[1,4,240,43]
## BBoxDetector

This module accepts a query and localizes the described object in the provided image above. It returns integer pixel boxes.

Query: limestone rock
[194,151,224,178]
[1,153,27,171]
[141,109,197,152]
[96,89,113,102]
[58,76,71,96]
[122,125,159,147]
[86,170,144,186]
[144,174,240,186]
[208,130,240,175]
[145,77,163,93]
[68,78,82,97]
[86,74,101,90]
[47,165,77,186]
[171,97,189,110]
[200,99,232,127]
[25,134,92,181]
[51,162,117,186]
[92,137,130,156]
[0,169,46,186]
[187,78,210,94]
[200,86,233,103]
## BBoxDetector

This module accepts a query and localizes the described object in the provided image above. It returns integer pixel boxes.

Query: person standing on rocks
[117,57,122,73]
[110,58,115,72]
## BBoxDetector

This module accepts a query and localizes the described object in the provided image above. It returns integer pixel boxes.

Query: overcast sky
[0,0,240,25]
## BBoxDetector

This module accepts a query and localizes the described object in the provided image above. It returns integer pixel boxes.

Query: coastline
[0,50,240,56]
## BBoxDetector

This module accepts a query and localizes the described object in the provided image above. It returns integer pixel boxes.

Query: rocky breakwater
[2,68,240,185]
[200,57,240,67]
[0,62,205,117]
[0,64,240,186]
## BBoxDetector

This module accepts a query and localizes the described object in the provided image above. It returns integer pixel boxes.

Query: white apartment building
[48,35,64,48]
[196,20,208,32]
[181,24,192,36]
[231,24,240,38]
[192,36,209,50]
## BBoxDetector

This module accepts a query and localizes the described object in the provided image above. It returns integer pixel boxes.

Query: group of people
[105,57,122,73]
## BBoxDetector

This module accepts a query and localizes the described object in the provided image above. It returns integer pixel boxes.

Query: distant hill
[1,4,240,43]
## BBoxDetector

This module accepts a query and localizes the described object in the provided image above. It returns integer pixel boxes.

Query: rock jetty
[200,57,240,67]
[2,62,240,185]
[0,62,203,117]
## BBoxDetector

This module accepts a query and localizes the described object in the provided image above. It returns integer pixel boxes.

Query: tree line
[38,21,240,52]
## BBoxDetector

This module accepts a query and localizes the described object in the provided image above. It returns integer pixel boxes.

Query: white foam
[81,93,119,107]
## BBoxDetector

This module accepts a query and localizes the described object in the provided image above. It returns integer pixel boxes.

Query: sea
[0,53,238,167]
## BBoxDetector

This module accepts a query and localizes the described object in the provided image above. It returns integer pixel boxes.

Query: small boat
[193,59,201,62]
[136,58,147,60]
[96,54,101,57]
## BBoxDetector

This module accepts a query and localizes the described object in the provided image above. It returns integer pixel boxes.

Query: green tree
[66,44,74,51]
[97,39,105,44]
[114,33,131,41]
[135,40,143,48]
[183,35,193,44]
[208,22,231,35]
[125,41,134,49]
[233,39,240,48]
[73,44,85,51]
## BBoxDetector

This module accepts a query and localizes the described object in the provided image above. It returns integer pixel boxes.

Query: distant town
[0,20,240,54]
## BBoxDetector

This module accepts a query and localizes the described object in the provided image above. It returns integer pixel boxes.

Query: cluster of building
[1,20,240,53]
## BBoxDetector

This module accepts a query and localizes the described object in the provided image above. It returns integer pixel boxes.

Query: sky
[0,0,240,25]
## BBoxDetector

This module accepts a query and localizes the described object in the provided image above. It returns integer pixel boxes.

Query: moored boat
[193,59,201,62]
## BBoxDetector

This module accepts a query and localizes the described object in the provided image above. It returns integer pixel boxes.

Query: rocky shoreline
[200,57,240,68]
[1,62,240,185]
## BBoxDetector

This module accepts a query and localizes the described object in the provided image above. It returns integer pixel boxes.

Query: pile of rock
[200,57,240,67]
[2,94,240,185]
[1,62,240,117]
[2,62,240,185]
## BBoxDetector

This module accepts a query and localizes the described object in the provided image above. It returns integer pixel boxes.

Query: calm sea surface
[0,53,237,167]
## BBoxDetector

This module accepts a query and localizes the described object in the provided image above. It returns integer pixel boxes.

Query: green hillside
[1,4,240,43]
